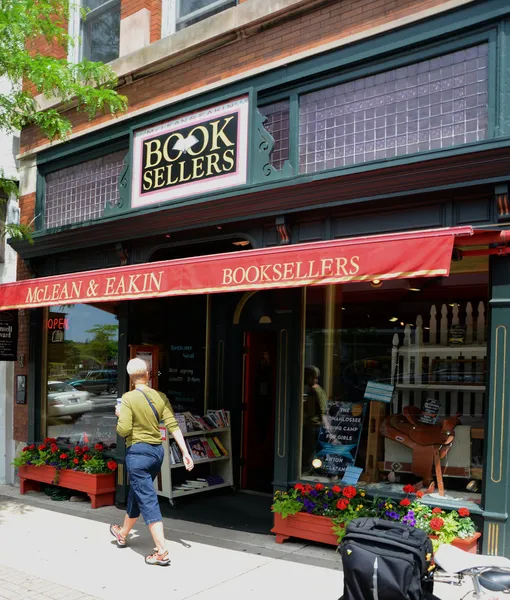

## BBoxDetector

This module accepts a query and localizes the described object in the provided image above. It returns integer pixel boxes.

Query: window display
[300,272,488,498]
[45,304,119,447]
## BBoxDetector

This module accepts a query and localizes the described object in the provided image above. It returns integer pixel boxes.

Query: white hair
[126,358,149,377]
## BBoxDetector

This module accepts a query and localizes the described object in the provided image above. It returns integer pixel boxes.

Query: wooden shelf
[395,384,485,392]
[170,455,229,469]
[171,481,232,497]
[156,411,233,502]
[168,427,229,439]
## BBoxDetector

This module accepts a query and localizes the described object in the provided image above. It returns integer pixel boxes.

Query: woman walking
[110,358,193,566]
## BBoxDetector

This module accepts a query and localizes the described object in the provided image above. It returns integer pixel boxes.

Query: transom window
[44,150,126,230]
[299,44,489,174]
[69,0,120,64]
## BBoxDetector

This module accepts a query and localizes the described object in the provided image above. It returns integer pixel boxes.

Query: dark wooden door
[241,331,277,493]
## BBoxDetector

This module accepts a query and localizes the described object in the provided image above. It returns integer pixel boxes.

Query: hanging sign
[0,310,17,361]
[131,96,249,209]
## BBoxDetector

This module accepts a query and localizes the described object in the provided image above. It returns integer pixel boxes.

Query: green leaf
[0,0,128,241]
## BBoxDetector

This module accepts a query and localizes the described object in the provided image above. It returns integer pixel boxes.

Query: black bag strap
[137,389,160,424]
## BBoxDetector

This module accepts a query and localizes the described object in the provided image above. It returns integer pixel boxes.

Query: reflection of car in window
[47,381,93,421]
[68,370,117,395]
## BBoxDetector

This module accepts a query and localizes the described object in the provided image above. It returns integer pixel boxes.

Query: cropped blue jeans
[125,442,164,525]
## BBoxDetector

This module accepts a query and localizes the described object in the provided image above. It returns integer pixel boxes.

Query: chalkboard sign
[0,310,17,361]
[315,402,367,477]
[166,343,205,414]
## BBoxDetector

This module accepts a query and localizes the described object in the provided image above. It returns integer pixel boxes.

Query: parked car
[47,381,93,421]
[68,369,117,395]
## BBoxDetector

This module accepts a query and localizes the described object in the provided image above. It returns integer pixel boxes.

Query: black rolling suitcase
[339,518,438,600]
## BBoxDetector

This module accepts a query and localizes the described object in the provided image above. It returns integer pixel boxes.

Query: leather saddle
[380,405,460,495]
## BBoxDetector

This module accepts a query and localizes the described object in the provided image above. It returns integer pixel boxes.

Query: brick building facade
[4,0,510,556]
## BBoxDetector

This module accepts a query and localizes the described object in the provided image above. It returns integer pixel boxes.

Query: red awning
[0,226,484,311]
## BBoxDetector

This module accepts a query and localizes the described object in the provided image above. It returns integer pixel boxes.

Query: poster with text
[316,402,367,477]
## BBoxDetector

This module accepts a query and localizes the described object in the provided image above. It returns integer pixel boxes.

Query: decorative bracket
[116,243,129,266]
[104,151,130,217]
[495,183,510,221]
[276,216,290,245]
[252,109,293,184]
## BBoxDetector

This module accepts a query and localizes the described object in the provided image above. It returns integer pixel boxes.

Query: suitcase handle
[352,518,411,539]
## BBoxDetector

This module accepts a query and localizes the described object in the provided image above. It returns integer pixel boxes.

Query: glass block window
[260,101,290,170]
[299,44,489,174]
[45,150,125,229]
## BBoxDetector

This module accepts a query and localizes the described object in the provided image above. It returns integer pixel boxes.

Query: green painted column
[483,255,510,556]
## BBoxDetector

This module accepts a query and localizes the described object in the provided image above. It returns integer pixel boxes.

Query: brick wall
[121,0,152,18]
[13,193,37,442]
[21,0,447,153]
[13,257,34,442]
[150,0,162,44]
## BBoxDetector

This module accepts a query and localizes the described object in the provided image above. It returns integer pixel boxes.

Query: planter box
[19,465,116,509]
[272,512,338,546]
[430,531,481,554]
[272,513,482,554]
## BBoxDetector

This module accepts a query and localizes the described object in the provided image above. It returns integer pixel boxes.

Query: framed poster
[129,345,159,389]
[0,310,18,361]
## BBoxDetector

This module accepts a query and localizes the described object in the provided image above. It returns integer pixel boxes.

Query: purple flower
[310,489,319,498]
[327,491,333,498]
[385,511,400,521]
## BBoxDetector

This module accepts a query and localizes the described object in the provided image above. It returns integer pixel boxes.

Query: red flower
[432,507,442,514]
[82,446,89,452]
[294,483,304,491]
[74,446,83,454]
[22,446,29,452]
[332,485,341,494]
[400,498,411,507]
[458,508,470,518]
[38,444,47,451]
[44,438,56,445]
[83,454,92,462]
[59,453,68,460]
[73,458,79,465]
[416,491,424,499]
[29,444,35,450]
[430,517,444,531]
[50,444,58,453]
[343,486,357,499]
[403,484,416,494]
[337,498,350,510]
[315,483,324,491]
[94,443,104,451]
[107,460,117,471]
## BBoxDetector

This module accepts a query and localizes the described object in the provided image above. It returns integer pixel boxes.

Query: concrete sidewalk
[0,485,501,599]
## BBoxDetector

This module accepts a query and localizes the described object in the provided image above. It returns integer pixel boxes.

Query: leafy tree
[0,0,128,240]
[84,324,118,367]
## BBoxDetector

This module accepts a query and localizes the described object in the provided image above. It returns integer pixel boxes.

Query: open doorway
[241,331,277,494]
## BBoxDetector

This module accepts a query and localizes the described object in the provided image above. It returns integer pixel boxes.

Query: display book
[156,409,233,501]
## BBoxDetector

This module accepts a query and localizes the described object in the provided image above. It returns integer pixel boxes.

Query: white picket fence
[390,301,487,418]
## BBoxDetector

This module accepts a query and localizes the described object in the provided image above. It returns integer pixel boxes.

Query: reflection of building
[4,0,510,556]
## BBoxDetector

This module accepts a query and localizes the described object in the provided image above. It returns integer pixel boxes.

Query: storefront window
[45,304,119,447]
[301,271,488,498]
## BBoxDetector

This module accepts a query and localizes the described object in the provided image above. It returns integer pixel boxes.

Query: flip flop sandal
[145,549,170,566]
[109,524,127,548]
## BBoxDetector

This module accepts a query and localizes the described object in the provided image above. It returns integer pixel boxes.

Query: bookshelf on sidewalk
[154,410,233,503]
